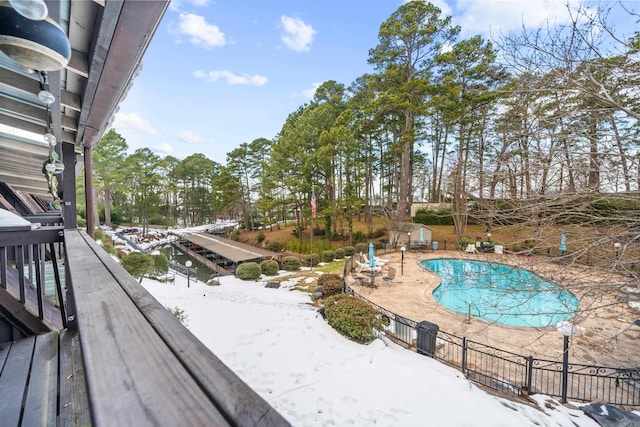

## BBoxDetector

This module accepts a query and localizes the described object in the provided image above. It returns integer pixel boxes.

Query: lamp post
[185,260,192,288]
[487,232,491,242]
[556,321,575,404]
[401,246,406,276]
[614,242,621,260]
[407,232,411,250]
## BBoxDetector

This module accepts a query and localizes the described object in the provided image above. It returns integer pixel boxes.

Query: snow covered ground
[141,272,609,427]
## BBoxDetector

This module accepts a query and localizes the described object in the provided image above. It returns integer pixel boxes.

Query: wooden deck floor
[0,330,89,426]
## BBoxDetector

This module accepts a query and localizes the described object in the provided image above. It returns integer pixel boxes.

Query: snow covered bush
[236,262,261,280]
[281,256,301,271]
[260,259,279,276]
[324,294,381,343]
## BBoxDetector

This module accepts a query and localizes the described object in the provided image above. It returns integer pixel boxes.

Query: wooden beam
[0,116,76,143]
[66,49,89,78]
[0,97,78,131]
[0,68,82,112]
[60,90,81,112]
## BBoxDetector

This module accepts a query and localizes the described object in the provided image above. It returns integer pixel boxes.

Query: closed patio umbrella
[369,243,375,268]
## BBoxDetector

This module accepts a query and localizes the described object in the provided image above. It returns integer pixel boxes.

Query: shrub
[318,273,343,298]
[317,273,342,287]
[353,231,366,243]
[343,246,355,256]
[267,240,283,252]
[323,280,343,298]
[102,242,116,255]
[260,259,279,276]
[166,305,188,326]
[371,228,386,238]
[236,262,261,280]
[334,248,345,259]
[324,294,381,343]
[151,253,169,277]
[457,236,474,250]
[355,243,368,254]
[414,208,454,225]
[257,231,265,244]
[93,228,105,240]
[322,250,335,262]
[121,252,154,283]
[306,253,320,267]
[282,256,301,271]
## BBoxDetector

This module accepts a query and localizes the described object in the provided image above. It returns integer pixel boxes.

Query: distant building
[388,222,433,248]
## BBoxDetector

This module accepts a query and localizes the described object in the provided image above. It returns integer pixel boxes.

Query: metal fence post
[561,335,569,403]
[525,355,533,394]
[462,337,467,375]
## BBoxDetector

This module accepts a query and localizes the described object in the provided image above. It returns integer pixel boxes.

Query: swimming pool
[424,258,579,327]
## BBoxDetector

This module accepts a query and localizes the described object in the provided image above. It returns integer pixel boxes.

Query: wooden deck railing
[0,228,290,426]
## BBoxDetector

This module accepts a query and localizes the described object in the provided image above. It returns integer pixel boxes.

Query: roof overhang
[0,0,169,200]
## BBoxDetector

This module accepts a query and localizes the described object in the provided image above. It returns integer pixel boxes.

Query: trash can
[432,241,438,250]
[416,321,439,357]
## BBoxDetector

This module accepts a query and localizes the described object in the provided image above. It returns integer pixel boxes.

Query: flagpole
[310,185,314,271]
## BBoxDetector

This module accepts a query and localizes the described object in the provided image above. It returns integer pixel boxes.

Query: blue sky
[111,0,638,165]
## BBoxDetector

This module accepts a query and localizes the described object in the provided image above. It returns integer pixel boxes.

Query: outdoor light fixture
[8,0,48,21]
[614,242,621,259]
[42,103,56,146]
[407,232,411,250]
[0,2,71,71]
[185,260,192,288]
[37,71,55,104]
[401,246,406,276]
[556,320,576,404]
[43,130,56,145]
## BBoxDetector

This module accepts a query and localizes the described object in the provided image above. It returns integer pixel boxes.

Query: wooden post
[84,145,95,237]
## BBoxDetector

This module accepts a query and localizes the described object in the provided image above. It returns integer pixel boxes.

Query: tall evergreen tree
[368,0,459,221]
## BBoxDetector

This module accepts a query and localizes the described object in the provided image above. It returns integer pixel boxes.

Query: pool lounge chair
[355,260,382,273]
[374,256,389,265]
[465,243,478,254]
[363,254,388,266]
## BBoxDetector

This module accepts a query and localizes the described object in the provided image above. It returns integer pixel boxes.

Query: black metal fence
[343,255,640,406]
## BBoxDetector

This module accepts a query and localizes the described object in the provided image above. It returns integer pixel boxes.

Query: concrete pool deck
[347,249,640,367]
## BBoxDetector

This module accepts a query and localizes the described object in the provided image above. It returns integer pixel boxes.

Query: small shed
[389,222,434,248]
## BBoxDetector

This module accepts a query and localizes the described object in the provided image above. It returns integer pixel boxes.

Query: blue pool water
[424,258,579,327]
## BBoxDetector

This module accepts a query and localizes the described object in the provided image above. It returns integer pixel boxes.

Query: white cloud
[177,130,204,144]
[112,112,158,136]
[169,0,210,11]
[453,0,584,38]
[178,13,225,48]
[154,142,174,155]
[193,70,268,86]
[280,15,315,52]
[301,82,321,99]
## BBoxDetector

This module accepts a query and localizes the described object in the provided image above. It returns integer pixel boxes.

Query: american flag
[311,189,316,219]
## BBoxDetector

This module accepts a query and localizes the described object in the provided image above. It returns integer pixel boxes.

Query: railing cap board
[64,230,289,426]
